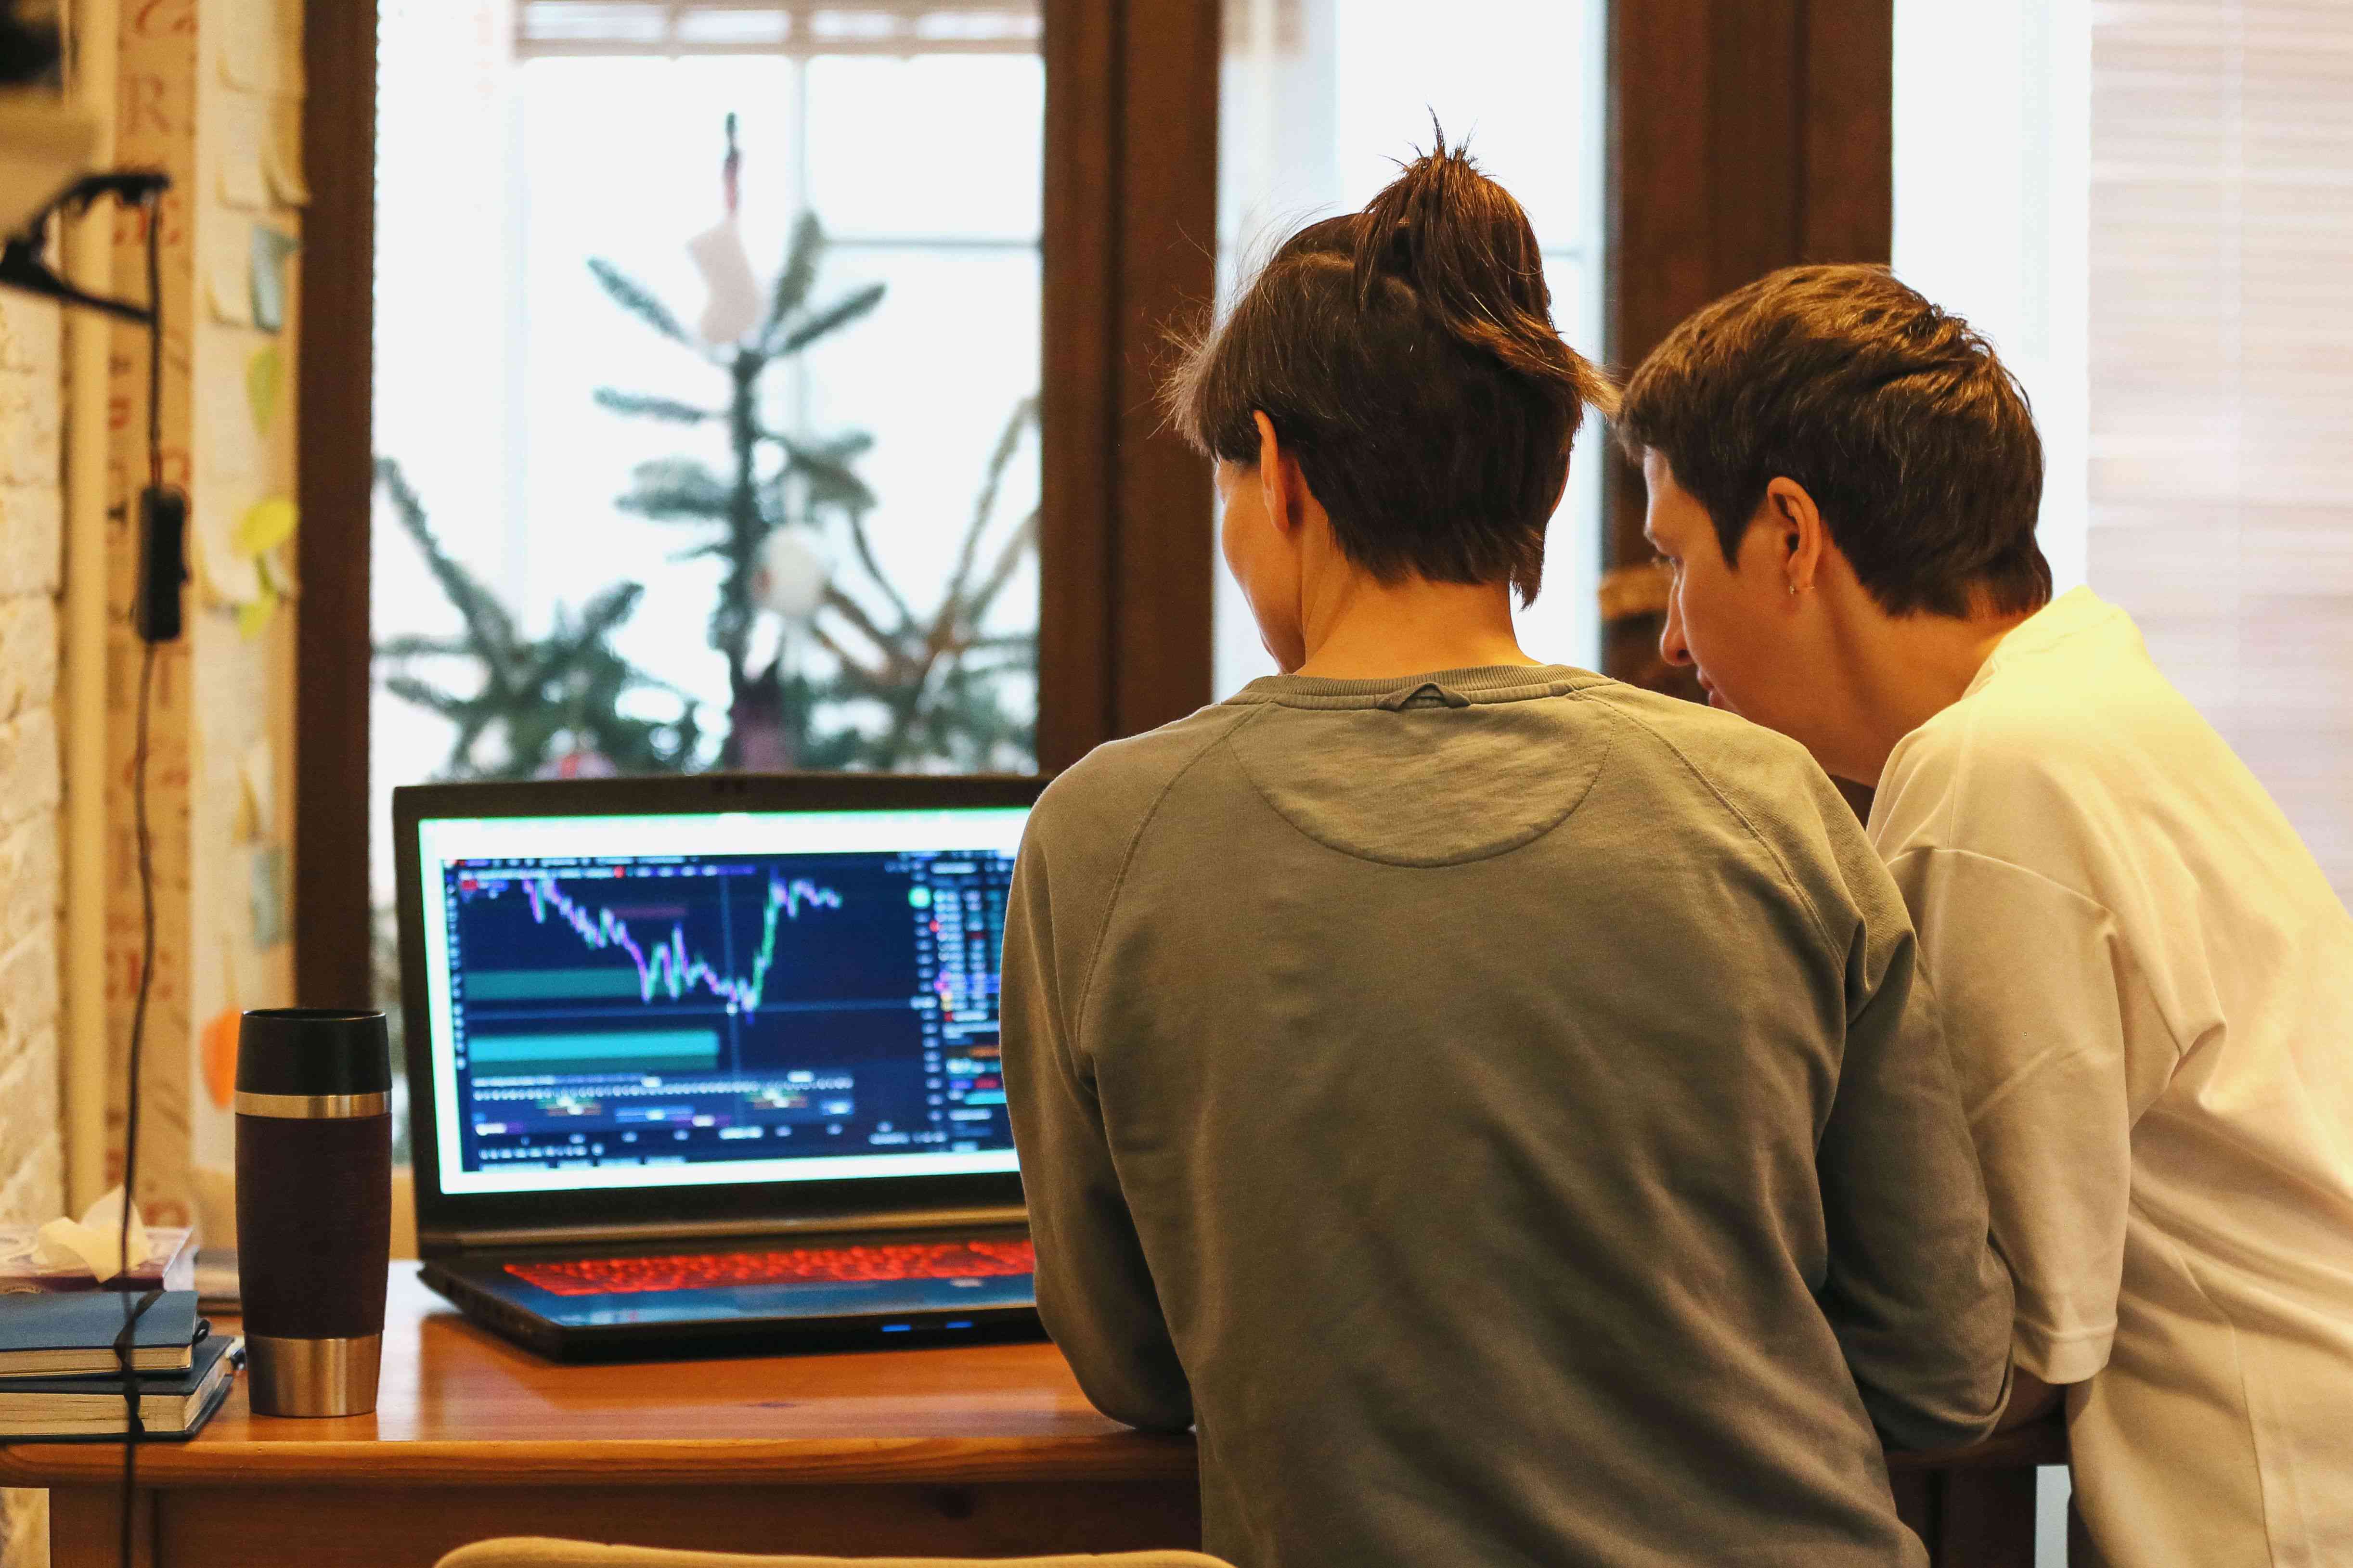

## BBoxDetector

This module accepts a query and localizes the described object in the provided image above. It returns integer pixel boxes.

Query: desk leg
[46,1486,155,1568]
[1935,1469,2037,1568]
[1892,1468,2040,1568]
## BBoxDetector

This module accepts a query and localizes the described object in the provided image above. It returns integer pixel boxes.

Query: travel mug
[235,1008,393,1416]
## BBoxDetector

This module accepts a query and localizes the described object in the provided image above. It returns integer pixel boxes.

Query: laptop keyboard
[504,1238,1036,1297]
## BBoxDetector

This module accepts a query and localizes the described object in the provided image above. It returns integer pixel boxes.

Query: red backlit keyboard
[506,1239,1035,1298]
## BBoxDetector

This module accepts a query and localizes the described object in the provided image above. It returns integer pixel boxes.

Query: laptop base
[418,1255,1044,1363]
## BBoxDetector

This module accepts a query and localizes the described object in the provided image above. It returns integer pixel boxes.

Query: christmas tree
[590,115,1039,771]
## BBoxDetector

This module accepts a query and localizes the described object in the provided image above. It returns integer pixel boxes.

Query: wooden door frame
[295,0,380,1010]
[293,0,1220,1005]
[1038,0,1221,771]
[1601,0,1893,691]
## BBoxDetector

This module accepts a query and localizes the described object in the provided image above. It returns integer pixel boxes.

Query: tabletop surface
[0,1267,1198,1488]
[0,1267,2063,1491]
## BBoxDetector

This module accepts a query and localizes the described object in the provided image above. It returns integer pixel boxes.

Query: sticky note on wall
[207,236,252,327]
[218,0,275,94]
[218,93,268,210]
[249,224,297,332]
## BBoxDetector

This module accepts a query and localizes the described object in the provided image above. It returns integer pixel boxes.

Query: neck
[1290,570,1535,681]
[1821,594,2040,784]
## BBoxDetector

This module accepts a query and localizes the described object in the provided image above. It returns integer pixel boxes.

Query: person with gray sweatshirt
[999,138,2013,1568]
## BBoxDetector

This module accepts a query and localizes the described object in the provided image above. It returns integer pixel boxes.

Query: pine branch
[521,582,644,692]
[807,621,891,696]
[375,634,474,659]
[383,674,471,717]
[618,456,732,521]
[817,583,905,675]
[587,258,695,348]
[771,435,878,514]
[940,396,1040,621]
[836,504,918,630]
[374,457,523,680]
[761,211,827,345]
[595,388,716,424]
[775,282,886,356]
[963,505,1041,631]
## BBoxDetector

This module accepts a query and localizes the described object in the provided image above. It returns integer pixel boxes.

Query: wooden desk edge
[2,1421,2061,1490]
[0,1433,1201,1489]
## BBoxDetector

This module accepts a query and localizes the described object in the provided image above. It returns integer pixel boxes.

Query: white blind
[2086,1,2353,901]
[515,0,1040,57]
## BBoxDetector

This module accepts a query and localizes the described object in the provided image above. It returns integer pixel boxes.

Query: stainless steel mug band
[233,1090,391,1119]
[246,1333,383,1417]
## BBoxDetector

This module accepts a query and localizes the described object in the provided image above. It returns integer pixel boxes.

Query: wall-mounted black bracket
[0,168,171,322]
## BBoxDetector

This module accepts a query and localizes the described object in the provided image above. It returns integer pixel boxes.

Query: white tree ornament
[755,527,831,623]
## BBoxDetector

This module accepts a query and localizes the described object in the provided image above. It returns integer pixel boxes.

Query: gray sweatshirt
[1000,665,2012,1568]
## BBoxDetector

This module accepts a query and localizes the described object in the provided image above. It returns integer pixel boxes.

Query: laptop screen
[412,805,1028,1198]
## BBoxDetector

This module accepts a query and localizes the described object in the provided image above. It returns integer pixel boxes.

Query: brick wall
[0,291,64,1241]
[0,290,65,1568]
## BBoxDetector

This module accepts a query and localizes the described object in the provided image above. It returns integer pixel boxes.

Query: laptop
[394,772,1046,1361]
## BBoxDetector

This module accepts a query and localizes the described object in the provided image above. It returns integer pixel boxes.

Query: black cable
[145,191,162,492]
[114,192,167,1568]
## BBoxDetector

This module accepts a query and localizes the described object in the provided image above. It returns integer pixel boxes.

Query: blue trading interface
[431,845,1017,1180]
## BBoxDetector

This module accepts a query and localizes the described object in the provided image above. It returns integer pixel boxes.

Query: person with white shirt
[1615,262,2353,1568]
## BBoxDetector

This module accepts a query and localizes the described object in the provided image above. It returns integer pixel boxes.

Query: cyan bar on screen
[467,1032,721,1076]
[465,967,654,1001]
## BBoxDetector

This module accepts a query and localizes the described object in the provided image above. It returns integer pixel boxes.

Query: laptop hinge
[422,1204,1030,1254]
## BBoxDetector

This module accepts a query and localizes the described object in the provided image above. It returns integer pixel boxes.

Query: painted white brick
[0,293,60,379]
[0,1032,62,1221]
[0,709,59,834]
[0,61,92,1568]
[0,925,59,1056]
[0,594,57,725]
[0,482,60,597]
[0,813,58,956]
[0,1055,61,1224]
[0,299,61,492]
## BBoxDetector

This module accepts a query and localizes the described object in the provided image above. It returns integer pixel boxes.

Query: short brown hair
[1617,265,2049,618]
[1164,132,1613,604]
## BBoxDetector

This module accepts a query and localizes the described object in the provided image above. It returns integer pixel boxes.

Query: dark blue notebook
[0,1290,203,1377]
[0,1332,241,1439]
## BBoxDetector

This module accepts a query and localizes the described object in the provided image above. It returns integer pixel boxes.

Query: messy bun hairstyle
[1165,129,1613,604]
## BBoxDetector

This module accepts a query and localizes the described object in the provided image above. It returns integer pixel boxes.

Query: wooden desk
[0,1269,1200,1567]
[1890,1419,2069,1568]
[0,1267,2064,1568]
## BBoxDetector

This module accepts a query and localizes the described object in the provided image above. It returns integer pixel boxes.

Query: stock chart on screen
[432,840,1016,1180]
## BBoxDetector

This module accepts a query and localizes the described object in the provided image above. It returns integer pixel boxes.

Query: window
[371,0,1047,1148]
[1893,0,2090,592]
[1214,0,1610,688]
[1897,0,2353,905]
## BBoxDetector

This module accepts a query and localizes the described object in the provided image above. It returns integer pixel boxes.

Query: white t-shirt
[1870,587,2353,1568]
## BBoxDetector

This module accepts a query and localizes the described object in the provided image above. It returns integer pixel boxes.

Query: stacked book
[0,1291,242,1440]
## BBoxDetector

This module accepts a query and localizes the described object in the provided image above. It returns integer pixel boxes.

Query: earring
[1787,583,1799,597]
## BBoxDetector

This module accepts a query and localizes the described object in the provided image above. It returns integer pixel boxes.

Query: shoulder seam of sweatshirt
[1067,701,1276,1055]
[1580,685,1841,961]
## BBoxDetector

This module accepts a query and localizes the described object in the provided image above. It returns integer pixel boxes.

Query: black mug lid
[236,1009,392,1096]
